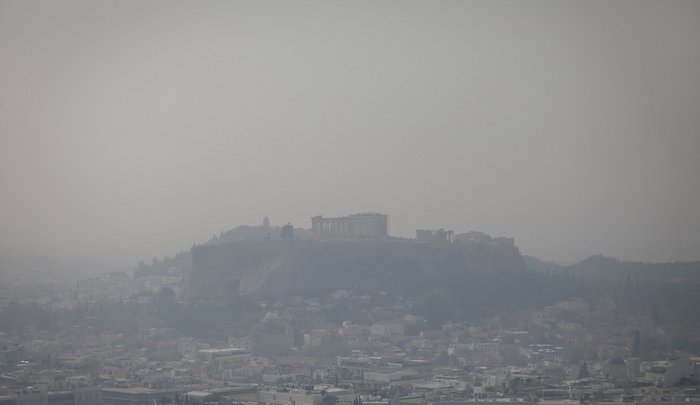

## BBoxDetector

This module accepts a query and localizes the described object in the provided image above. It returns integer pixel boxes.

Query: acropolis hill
[182,213,526,303]
[138,213,700,340]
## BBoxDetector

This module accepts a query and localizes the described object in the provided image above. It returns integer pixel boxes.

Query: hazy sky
[1,1,699,265]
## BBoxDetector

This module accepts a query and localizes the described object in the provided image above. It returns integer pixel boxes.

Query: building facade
[311,213,388,240]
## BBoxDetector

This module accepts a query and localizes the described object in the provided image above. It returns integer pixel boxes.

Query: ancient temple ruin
[311,213,388,240]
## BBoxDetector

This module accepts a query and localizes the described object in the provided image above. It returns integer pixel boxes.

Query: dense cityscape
[1,215,698,405]
[2,2,699,405]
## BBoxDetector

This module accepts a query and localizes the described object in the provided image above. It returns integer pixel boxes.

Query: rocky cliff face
[184,238,527,303]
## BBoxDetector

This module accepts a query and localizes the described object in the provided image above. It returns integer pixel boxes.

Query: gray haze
[1,1,699,265]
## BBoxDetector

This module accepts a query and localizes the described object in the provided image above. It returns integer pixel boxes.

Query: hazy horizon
[1,1,699,267]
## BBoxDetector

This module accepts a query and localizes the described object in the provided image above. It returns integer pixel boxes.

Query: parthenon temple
[311,213,388,240]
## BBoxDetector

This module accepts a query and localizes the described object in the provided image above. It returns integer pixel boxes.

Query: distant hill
[185,240,700,329]
[526,253,700,284]
[564,254,700,284]
[187,238,528,300]
[523,255,566,273]
[183,237,586,328]
[137,224,700,336]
